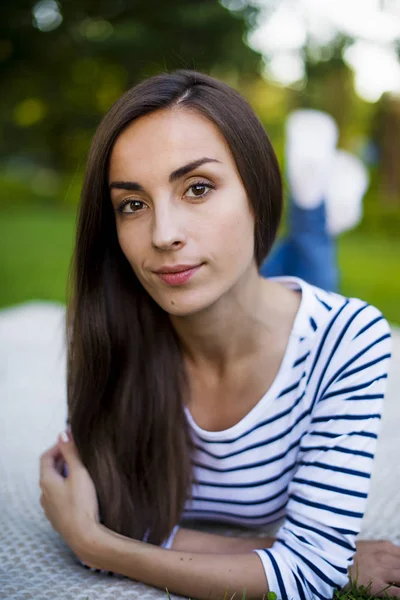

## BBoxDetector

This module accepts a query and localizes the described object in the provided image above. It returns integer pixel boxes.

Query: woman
[39,70,395,600]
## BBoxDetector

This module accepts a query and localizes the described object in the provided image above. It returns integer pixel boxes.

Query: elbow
[254,542,351,600]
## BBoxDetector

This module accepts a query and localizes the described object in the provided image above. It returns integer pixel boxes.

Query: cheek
[207,196,255,266]
[116,225,144,272]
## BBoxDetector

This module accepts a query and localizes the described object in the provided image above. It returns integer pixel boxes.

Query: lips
[155,264,203,286]
[155,264,202,274]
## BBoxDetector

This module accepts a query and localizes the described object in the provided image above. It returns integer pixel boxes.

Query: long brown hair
[66,69,283,546]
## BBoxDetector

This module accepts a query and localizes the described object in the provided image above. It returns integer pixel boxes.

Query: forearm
[82,525,271,600]
[171,526,277,554]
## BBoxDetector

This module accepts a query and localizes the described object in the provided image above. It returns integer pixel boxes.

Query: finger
[54,455,66,476]
[40,443,61,475]
[367,540,400,558]
[40,441,62,461]
[379,554,400,570]
[384,540,400,558]
[382,570,400,586]
[57,431,84,471]
[367,580,400,598]
[39,443,64,487]
[379,584,400,598]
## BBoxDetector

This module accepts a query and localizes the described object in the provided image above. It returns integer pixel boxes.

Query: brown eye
[117,199,146,214]
[186,182,214,199]
[191,184,207,196]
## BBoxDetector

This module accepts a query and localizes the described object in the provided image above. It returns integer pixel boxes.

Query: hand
[347,540,400,597]
[39,430,100,562]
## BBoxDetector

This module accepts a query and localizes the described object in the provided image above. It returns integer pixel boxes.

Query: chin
[155,289,219,318]
[161,299,211,318]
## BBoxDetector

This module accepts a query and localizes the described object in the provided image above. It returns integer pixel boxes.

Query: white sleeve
[160,525,180,549]
[253,303,393,600]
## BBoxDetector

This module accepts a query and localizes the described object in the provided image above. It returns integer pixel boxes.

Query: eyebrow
[109,157,221,192]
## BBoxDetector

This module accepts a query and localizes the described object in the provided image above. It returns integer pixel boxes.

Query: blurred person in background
[260,109,370,293]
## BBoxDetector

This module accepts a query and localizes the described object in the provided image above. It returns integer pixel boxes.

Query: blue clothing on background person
[259,196,339,293]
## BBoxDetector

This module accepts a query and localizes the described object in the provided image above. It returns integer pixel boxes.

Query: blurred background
[0,0,399,323]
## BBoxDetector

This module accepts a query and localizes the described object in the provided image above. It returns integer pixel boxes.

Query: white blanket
[1,302,399,599]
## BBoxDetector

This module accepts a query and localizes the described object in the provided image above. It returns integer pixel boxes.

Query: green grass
[0,207,399,325]
[0,207,76,308]
[337,231,400,326]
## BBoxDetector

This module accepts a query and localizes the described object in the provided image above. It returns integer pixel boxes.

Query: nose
[151,202,186,252]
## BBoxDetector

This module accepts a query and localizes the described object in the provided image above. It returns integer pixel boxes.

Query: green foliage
[0,0,261,172]
[0,169,84,209]
[1,1,399,237]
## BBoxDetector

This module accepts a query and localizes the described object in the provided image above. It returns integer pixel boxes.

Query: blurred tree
[372,94,400,206]
[0,0,261,172]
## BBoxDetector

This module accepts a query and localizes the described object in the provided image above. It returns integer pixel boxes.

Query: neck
[169,267,281,377]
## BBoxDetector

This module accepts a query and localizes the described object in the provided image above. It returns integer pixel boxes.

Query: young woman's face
[108,107,256,316]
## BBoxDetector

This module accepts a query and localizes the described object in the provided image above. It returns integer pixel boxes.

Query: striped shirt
[179,275,393,600]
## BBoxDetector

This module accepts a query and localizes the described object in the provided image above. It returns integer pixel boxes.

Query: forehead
[108,107,233,179]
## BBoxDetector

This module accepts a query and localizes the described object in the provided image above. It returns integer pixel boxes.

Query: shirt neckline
[183,275,310,441]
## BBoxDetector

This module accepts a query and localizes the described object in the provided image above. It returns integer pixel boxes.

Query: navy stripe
[299,444,374,459]
[307,301,349,386]
[277,538,341,588]
[191,485,288,506]
[333,526,358,535]
[311,303,369,411]
[262,549,288,600]
[278,372,306,398]
[285,514,355,551]
[309,316,318,331]
[292,476,368,498]
[320,374,387,400]
[193,438,301,473]
[337,354,392,381]
[309,430,377,440]
[306,300,351,410]
[293,351,310,367]
[289,493,364,518]
[315,295,333,311]
[311,413,381,423]
[342,393,384,402]
[195,462,297,488]
[193,403,310,454]
[289,531,348,574]
[353,315,384,340]
[184,503,287,521]
[291,530,313,546]
[293,570,308,600]
[302,575,334,600]
[297,460,371,479]
[318,333,391,400]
